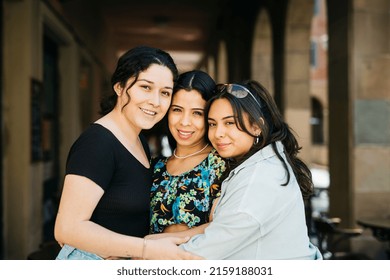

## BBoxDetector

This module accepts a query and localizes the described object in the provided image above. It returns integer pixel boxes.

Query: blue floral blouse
[150,149,226,233]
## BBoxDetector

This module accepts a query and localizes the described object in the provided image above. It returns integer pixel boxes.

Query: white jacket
[181,141,322,260]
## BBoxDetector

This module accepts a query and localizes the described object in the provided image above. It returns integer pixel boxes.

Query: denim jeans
[56,244,103,260]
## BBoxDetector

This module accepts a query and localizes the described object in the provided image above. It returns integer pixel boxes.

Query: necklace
[173,144,209,159]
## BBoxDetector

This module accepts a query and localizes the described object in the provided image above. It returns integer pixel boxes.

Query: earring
[254,135,260,145]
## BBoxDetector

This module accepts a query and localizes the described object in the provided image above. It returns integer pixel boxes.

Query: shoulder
[201,149,227,180]
[74,124,114,145]
[65,125,117,185]
[68,124,117,160]
[207,149,226,168]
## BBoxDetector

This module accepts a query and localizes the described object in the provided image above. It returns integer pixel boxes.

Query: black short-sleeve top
[65,123,151,237]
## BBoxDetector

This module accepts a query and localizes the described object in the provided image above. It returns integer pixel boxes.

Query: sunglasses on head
[216,83,262,108]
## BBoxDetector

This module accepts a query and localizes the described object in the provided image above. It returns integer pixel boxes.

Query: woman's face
[207,98,258,160]
[168,89,207,148]
[114,64,173,130]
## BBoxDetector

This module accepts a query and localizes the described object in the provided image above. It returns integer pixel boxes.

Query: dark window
[311,97,324,144]
[310,41,318,68]
[313,0,320,15]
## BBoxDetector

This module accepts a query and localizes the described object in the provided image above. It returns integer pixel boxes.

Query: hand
[144,236,204,260]
[144,233,168,240]
[146,224,207,240]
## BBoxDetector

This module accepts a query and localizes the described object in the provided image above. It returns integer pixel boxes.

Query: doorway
[0,0,4,259]
[42,34,60,242]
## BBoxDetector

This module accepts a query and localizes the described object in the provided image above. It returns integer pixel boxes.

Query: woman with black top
[54,46,201,260]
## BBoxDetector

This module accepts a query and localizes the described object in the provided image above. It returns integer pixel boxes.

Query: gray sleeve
[180,200,261,259]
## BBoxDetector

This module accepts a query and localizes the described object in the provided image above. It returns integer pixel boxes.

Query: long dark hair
[99,45,178,115]
[205,80,313,198]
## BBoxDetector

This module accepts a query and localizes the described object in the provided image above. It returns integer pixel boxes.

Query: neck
[111,109,140,140]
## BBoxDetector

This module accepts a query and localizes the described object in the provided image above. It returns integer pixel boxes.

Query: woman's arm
[55,174,202,259]
[147,194,220,241]
[179,179,261,259]
[181,211,260,259]
[145,223,209,240]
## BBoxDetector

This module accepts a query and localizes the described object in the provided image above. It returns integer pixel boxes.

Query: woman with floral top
[149,70,226,236]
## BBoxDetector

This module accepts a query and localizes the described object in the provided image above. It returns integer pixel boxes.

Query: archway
[251,8,274,95]
[284,0,314,163]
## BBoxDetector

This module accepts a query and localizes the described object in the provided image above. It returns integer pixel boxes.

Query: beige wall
[284,0,314,163]
[2,0,105,259]
[3,0,42,259]
[252,9,274,95]
[351,0,390,224]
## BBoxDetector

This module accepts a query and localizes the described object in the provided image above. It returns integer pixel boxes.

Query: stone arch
[216,41,228,84]
[311,96,325,145]
[206,55,216,80]
[251,8,274,96]
[284,0,314,162]
[310,0,329,167]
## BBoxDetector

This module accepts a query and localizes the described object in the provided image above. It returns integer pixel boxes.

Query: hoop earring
[254,136,260,145]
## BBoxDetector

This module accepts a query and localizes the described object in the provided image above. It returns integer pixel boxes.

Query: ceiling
[60,0,221,72]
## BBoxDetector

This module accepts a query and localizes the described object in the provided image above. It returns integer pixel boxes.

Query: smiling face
[168,89,208,150]
[114,64,174,131]
[207,98,259,160]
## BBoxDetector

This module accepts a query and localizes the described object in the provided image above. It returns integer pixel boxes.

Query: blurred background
[1,0,389,260]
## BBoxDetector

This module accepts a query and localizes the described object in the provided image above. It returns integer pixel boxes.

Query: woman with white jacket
[181,81,322,260]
